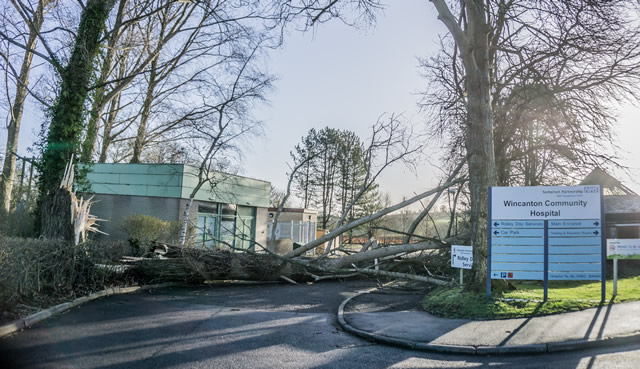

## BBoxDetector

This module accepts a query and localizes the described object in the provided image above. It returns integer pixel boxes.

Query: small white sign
[451,245,473,269]
[607,239,640,259]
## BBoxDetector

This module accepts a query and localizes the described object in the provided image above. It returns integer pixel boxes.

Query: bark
[271,154,318,241]
[38,0,117,196]
[462,4,497,291]
[40,187,74,241]
[134,251,310,283]
[98,94,121,163]
[403,161,465,243]
[37,0,117,236]
[1,0,48,215]
[135,240,451,285]
[80,0,128,162]
[130,56,159,163]
[283,176,464,258]
[178,197,194,245]
[333,240,443,268]
[431,0,497,291]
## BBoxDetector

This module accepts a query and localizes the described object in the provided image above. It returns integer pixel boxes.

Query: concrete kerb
[0,282,183,338]
[337,289,640,356]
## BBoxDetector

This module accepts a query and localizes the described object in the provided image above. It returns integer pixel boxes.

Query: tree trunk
[461,1,497,292]
[284,177,463,258]
[81,0,127,163]
[130,56,159,163]
[98,95,121,163]
[178,197,194,245]
[1,0,47,216]
[135,240,451,285]
[431,0,498,292]
[403,161,465,243]
[37,0,116,233]
[40,187,74,241]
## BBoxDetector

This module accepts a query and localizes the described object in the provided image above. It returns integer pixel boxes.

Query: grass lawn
[421,276,640,320]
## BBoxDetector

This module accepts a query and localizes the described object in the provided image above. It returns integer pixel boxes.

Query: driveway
[2,280,640,368]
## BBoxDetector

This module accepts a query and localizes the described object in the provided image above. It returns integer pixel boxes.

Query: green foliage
[292,127,376,229]
[422,277,640,320]
[120,214,181,255]
[0,237,131,317]
[36,0,115,229]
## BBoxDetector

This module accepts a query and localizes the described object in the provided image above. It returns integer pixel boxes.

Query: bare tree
[79,0,128,162]
[322,114,423,255]
[270,149,319,242]
[416,0,640,290]
[82,0,282,164]
[177,44,273,245]
[0,0,54,217]
[135,165,465,286]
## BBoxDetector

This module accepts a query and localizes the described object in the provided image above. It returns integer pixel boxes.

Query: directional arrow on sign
[493,230,499,235]
[593,221,599,226]
[593,230,599,235]
[494,222,499,227]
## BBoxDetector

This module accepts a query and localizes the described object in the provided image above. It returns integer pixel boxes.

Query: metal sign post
[452,245,473,287]
[607,239,640,297]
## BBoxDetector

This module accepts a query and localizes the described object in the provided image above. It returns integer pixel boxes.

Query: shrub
[120,214,181,255]
[0,237,131,317]
[2,207,36,238]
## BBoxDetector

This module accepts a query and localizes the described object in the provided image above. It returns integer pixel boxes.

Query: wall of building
[90,193,181,240]
[87,163,271,207]
[181,166,271,208]
[86,164,271,246]
[86,164,184,198]
[255,207,269,248]
[267,208,318,223]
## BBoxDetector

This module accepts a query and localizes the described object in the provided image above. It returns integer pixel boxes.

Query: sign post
[451,245,473,287]
[487,185,605,301]
[607,239,640,296]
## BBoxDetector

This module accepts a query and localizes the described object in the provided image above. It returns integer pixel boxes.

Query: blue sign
[549,220,601,228]
[487,185,606,301]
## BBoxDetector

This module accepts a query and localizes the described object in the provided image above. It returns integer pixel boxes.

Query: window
[236,206,256,250]
[195,203,255,250]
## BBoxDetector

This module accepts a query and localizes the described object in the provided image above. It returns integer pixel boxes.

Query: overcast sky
[4,0,640,204]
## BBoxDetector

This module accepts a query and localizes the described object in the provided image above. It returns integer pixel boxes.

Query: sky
[243,0,640,203]
[3,0,640,205]
[245,0,451,206]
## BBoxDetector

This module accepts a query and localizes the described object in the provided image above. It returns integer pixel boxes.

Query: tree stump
[40,188,74,241]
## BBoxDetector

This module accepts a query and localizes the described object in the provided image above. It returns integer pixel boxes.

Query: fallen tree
[132,238,456,286]
[127,166,466,287]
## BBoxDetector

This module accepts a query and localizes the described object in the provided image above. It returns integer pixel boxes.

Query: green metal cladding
[86,163,270,207]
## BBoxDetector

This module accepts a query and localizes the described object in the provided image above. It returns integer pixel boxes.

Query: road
[1,280,640,368]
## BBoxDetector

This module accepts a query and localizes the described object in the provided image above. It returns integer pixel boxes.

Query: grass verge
[421,276,640,320]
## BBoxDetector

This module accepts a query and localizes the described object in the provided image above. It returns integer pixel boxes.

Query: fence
[267,220,317,245]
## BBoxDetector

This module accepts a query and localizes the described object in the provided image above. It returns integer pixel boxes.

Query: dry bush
[2,208,36,238]
[120,214,181,256]
[0,237,132,319]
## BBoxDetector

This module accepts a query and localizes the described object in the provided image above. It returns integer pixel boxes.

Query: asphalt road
[2,280,640,368]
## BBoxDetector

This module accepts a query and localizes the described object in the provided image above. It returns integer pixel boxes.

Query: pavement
[3,282,640,368]
[338,288,640,355]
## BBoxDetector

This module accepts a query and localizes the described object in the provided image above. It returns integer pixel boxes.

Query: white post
[374,240,379,271]
[460,268,463,287]
[613,258,618,297]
